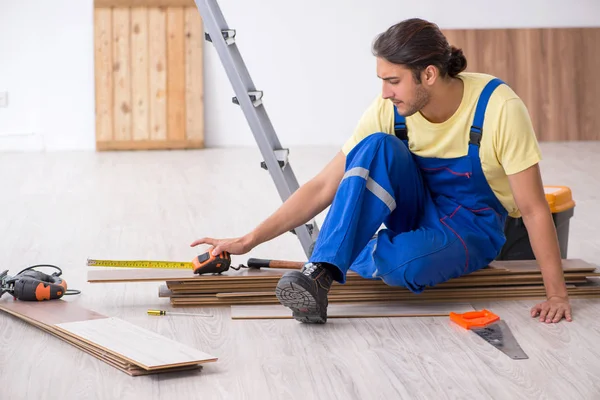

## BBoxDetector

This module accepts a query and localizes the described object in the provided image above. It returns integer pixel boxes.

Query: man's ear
[421,65,438,86]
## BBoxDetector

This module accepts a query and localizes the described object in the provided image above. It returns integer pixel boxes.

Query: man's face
[376,57,430,117]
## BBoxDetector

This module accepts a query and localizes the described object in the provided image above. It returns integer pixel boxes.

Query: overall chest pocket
[417,156,475,204]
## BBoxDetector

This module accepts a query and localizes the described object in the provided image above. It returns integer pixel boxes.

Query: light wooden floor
[1,142,599,399]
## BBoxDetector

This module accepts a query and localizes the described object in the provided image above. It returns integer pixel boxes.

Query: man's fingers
[552,308,565,323]
[539,305,550,322]
[190,238,205,247]
[212,245,223,255]
[545,307,558,323]
[545,307,556,323]
[565,307,573,322]
[190,237,214,247]
[531,304,541,317]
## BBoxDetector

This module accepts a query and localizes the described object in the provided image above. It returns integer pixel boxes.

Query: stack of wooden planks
[87,259,600,307]
[0,299,217,376]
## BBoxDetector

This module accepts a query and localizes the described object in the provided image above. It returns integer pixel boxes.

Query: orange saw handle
[449,309,500,329]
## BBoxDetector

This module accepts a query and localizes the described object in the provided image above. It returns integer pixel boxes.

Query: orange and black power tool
[192,249,232,275]
[0,265,79,301]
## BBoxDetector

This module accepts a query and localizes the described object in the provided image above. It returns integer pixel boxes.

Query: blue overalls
[309,78,509,293]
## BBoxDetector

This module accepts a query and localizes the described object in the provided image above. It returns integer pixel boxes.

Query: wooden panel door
[93,0,204,150]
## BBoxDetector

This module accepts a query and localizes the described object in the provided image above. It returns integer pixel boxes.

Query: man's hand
[190,235,255,256]
[507,163,572,322]
[530,296,573,323]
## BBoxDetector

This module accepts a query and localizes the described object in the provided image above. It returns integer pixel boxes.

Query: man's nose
[381,84,393,99]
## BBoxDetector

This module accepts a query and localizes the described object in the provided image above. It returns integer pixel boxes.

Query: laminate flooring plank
[0,297,215,372]
[165,275,594,294]
[231,301,474,319]
[0,304,136,369]
[88,268,200,282]
[87,267,290,282]
[55,317,217,370]
[168,282,599,306]
[0,300,209,376]
[490,258,597,272]
[165,281,582,294]
[0,298,107,325]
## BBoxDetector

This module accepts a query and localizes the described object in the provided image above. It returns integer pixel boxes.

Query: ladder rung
[232,91,263,107]
[204,29,236,45]
[261,149,289,170]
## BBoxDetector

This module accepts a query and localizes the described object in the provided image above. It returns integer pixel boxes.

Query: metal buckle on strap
[470,126,482,146]
[395,124,408,141]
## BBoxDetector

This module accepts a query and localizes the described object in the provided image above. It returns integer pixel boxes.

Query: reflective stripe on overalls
[309,78,509,293]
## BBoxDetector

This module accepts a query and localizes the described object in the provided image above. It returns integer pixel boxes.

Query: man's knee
[347,132,411,166]
[355,132,405,151]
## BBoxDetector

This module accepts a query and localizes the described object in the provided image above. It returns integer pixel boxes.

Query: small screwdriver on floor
[147,309,211,317]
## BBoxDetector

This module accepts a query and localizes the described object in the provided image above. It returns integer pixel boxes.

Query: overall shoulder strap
[470,78,505,146]
[394,106,408,141]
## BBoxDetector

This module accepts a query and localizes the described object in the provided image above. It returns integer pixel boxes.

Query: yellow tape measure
[86,259,194,269]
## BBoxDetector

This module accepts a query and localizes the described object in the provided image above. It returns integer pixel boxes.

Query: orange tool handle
[449,309,500,329]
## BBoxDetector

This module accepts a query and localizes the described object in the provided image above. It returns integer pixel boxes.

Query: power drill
[0,265,78,301]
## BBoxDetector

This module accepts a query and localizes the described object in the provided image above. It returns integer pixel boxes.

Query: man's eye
[389,80,399,85]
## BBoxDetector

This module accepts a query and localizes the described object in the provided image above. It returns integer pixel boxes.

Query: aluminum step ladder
[193,0,319,258]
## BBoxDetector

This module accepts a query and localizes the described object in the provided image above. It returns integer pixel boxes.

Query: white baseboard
[0,132,45,152]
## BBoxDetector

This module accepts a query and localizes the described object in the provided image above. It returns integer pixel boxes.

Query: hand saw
[450,309,529,360]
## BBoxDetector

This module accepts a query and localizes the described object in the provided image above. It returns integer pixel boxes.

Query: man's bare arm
[506,163,572,322]
[246,151,346,246]
[191,151,347,255]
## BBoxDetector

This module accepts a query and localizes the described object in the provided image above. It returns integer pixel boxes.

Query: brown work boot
[275,262,333,324]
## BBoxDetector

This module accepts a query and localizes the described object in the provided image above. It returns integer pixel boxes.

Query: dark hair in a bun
[373,18,468,82]
[447,46,467,77]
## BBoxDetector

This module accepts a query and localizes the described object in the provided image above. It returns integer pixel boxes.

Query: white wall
[1,0,599,152]
[0,0,96,151]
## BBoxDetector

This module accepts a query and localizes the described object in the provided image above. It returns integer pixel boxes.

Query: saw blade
[472,320,529,360]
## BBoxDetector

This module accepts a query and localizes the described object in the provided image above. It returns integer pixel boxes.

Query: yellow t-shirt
[341,72,542,218]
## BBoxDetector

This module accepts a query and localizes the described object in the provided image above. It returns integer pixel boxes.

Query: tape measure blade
[86,259,194,269]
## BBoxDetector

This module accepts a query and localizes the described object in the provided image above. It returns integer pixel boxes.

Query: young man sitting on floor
[191,18,572,325]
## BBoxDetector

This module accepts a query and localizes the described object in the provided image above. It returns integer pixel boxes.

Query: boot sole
[275,272,327,324]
